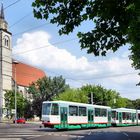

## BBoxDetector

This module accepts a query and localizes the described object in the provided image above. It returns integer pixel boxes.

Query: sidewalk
[0,121,11,128]
[26,121,42,124]
[0,120,42,125]
[0,120,42,129]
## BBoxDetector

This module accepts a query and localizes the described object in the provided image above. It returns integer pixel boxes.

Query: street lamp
[12,60,19,123]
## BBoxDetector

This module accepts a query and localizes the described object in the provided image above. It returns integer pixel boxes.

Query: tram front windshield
[42,103,51,115]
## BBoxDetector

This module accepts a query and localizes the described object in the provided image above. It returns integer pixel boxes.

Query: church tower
[0,4,12,120]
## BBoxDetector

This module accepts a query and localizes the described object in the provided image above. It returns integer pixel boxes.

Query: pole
[0,74,2,122]
[0,32,3,122]
[13,60,18,123]
[0,63,2,122]
[91,92,94,104]
[14,64,17,123]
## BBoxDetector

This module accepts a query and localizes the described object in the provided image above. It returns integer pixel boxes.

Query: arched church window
[4,35,10,48]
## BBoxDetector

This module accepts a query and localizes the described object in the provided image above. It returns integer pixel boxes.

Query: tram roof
[112,108,137,113]
[43,100,111,109]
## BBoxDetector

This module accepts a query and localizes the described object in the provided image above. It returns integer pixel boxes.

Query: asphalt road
[0,122,140,140]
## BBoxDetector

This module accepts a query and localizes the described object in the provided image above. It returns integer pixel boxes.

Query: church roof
[12,61,46,87]
[0,4,4,19]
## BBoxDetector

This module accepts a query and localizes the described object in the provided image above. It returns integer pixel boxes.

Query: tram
[111,108,140,126]
[42,100,111,129]
[41,100,140,129]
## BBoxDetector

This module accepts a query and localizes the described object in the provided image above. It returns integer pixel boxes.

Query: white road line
[61,134,69,137]
[77,136,85,140]
[123,132,129,137]
[0,135,41,138]
[53,134,61,136]
[0,132,45,139]
[27,133,48,140]
[88,131,92,135]
[0,138,23,140]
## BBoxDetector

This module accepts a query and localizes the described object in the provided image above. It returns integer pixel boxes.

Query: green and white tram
[111,108,140,126]
[137,110,140,125]
[42,101,111,129]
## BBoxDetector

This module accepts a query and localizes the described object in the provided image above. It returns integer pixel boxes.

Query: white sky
[2,0,140,99]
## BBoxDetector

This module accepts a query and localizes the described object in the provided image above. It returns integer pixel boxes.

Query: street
[0,122,140,140]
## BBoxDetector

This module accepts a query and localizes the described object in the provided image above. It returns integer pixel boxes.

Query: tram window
[123,112,126,119]
[111,111,116,118]
[69,106,78,116]
[138,114,140,120]
[101,109,107,117]
[42,103,51,115]
[79,107,87,116]
[116,112,118,120]
[126,113,131,120]
[95,108,100,116]
[51,103,59,115]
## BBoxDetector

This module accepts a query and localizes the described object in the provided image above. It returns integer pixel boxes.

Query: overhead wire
[1,64,139,81]
[12,37,78,55]
[12,23,50,37]
[4,0,22,10]
[1,0,139,91]
[9,12,32,28]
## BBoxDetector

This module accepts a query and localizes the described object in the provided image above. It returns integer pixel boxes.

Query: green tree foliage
[114,97,129,108]
[32,0,140,83]
[81,85,118,107]
[133,99,140,109]
[28,76,68,118]
[53,88,88,103]
[80,84,131,108]
[23,101,34,119]
[4,90,28,118]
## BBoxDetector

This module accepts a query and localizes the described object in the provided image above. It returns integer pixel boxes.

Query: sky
[1,0,140,100]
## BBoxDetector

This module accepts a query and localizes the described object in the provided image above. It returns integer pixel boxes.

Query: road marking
[27,132,85,139]
[0,135,41,138]
[88,131,92,135]
[123,132,129,137]
[61,134,69,137]
[0,132,45,139]
[0,138,23,140]
[27,133,48,140]
[53,134,61,136]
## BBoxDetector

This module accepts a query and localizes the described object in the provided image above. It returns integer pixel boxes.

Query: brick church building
[0,5,45,119]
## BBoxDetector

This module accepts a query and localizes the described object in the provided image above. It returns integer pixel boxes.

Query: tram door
[132,113,135,123]
[88,109,94,127]
[108,110,111,124]
[118,112,122,123]
[60,107,68,128]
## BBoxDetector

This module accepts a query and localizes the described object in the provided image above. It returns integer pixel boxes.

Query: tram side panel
[137,110,140,125]
[93,106,111,127]
[111,108,137,126]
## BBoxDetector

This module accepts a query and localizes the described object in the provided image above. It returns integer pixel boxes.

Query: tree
[81,84,119,107]
[53,88,88,103]
[32,0,140,83]
[133,99,140,109]
[4,90,27,118]
[114,97,129,108]
[24,101,34,119]
[80,84,134,108]
[28,76,69,118]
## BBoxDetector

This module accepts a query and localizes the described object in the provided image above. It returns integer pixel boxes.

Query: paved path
[0,122,140,140]
[0,121,44,139]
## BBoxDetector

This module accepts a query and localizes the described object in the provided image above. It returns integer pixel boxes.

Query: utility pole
[0,68,2,122]
[91,92,94,104]
[14,65,17,123]
[0,32,3,122]
[13,60,19,123]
